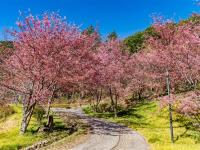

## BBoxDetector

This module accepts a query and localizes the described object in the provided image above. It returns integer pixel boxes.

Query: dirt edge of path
[40,128,91,150]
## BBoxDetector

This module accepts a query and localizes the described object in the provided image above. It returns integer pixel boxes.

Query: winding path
[52,108,149,150]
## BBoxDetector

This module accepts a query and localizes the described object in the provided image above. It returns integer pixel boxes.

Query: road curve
[52,108,149,150]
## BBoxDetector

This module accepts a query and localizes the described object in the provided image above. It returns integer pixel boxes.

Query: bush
[83,106,93,114]
[93,102,112,113]
[33,105,46,125]
[0,103,15,120]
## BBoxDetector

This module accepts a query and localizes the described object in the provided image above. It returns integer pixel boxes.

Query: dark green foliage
[0,41,13,48]
[82,25,101,48]
[0,41,13,53]
[83,25,95,35]
[107,31,118,41]
[179,14,200,26]
[188,14,200,25]
[123,26,160,53]
[144,26,160,39]
[123,15,199,54]
[124,32,145,53]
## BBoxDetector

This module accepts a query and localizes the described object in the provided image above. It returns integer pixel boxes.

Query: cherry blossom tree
[146,17,200,91]
[125,53,155,100]
[142,17,200,142]
[95,39,129,117]
[176,92,200,125]
[2,13,99,133]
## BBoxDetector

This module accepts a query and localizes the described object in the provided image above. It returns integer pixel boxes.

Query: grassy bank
[0,105,86,150]
[40,126,89,150]
[83,101,200,150]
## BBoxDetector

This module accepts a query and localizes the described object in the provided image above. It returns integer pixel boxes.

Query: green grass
[0,105,73,150]
[0,105,42,150]
[83,101,200,150]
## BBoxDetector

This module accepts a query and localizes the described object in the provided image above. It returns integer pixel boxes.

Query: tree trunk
[94,88,102,112]
[80,90,85,99]
[109,87,115,112]
[72,90,76,101]
[20,98,36,134]
[138,91,142,100]
[166,69,174,143]
[94,92,99,112]
[14,92,19,104]
[20,115,28,134]
[46,87,55,119]
[45,115,54,132]
[98,88,102,109]
[46,98,52,120]
[114,90,118,118]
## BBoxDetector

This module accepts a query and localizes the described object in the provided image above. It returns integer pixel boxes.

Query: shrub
[0,103,15,120]
[33,105,46,125]
[95,102,112,113]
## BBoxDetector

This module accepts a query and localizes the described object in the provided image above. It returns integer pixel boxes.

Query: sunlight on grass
[0,105,71,150]
[83,101,200,150]
[0,105,46,149]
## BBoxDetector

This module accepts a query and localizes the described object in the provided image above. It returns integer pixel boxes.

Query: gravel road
[52,108,149,150]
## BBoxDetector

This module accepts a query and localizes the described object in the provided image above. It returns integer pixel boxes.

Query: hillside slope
[84,101,200,150]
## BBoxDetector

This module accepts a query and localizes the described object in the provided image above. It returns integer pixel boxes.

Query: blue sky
[0,0,199,39]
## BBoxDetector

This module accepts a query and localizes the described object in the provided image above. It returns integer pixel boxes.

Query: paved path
[52,108,149,150]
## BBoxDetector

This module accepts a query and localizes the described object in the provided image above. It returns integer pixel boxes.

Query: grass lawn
[0,104,84,150]
[83,101,200,150]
